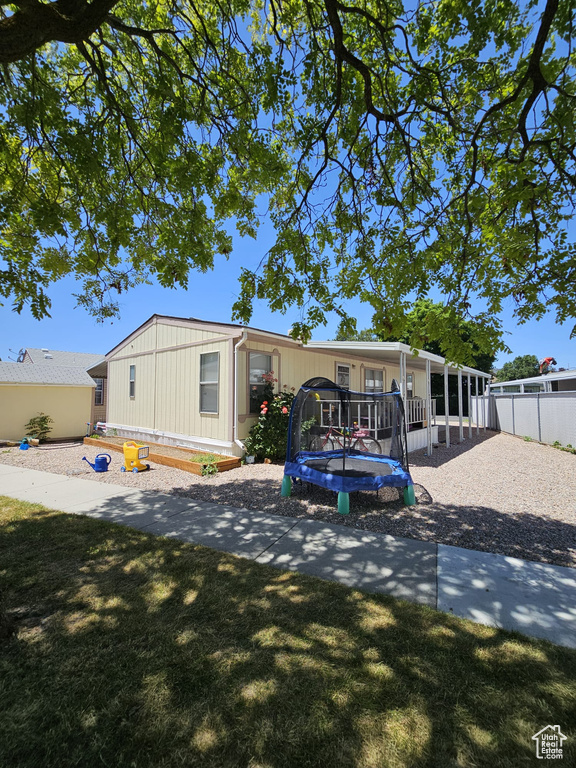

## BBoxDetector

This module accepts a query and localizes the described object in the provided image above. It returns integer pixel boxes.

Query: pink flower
[282,406,288,414]
[261,407,268,414]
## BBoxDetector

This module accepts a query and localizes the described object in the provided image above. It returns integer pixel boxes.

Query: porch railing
[316,397,437,434]
[405,397,437,426]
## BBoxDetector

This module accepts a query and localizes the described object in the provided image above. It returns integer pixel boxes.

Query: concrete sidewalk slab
[437,545,576,648]
[0,468,75,495]
[0,464,29,477]
[257,519,437,606]
[69,493,210,529]
[16,477,141,511]
[143,506,298,559]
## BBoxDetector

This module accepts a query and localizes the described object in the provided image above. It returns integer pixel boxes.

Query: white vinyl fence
[488,392,576,447]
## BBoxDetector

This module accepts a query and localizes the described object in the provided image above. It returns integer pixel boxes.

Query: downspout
[233,331,248,452]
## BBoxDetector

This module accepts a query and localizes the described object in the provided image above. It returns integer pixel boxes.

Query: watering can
[82,453,112,473]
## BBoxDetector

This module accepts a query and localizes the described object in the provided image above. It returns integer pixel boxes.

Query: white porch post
[467,373,472,439]
[444,364,450,448]
[475,375,480,435]
[458,369,464,441]
[483,376,487,432]
[426,358,432,455]
[400,351,407,400]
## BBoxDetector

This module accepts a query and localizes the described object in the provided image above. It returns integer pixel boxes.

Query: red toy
[539,356,557,374]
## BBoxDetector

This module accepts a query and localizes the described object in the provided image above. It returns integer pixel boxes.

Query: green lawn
[1,497,575,768]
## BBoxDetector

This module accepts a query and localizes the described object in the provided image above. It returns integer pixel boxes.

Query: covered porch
[306,341,491,455]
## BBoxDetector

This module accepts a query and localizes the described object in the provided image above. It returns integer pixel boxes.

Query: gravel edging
[1,430,575,568]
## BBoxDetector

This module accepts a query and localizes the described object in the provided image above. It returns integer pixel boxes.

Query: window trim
[335,362,351,389]
[129,365,135,398]
[94,377,104,406]
[406,371,415,398]
[199,351,220,414]
[364,367,385,394]
[248,351,273,414]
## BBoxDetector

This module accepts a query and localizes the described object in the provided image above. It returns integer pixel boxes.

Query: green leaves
[1,0,576,362]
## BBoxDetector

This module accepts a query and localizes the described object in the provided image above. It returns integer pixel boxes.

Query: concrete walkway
[1,464,575,649]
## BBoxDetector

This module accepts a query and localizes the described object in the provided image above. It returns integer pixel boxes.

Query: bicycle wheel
[309,435,334,452]
[352,437,382,454]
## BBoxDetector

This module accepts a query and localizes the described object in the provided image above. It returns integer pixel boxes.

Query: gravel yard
[1,429,575,568]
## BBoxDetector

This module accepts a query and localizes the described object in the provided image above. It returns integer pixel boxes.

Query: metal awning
[305,341,491,378]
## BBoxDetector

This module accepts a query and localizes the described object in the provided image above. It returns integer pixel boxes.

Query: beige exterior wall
[106,315,434,452]
[0,385,93,441]
[237,340,428,439]
[107,319,232,446]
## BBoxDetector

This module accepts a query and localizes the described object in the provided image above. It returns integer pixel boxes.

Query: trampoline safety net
[287,376,408,469]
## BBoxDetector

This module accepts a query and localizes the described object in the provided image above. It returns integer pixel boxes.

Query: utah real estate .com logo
[532,725,567,760]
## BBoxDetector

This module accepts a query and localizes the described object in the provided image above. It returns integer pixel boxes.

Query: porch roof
[305,341,491,378]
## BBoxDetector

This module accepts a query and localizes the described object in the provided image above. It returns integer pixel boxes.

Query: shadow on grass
[1,502,575,768]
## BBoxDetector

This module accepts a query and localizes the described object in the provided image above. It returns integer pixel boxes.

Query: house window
[336,363,350,389]
[200,352,219,413]
[407,373,414,398]
[94,378,104,406]
[129,365,135,398]
[364,368,384,393]
[249,352,272,413]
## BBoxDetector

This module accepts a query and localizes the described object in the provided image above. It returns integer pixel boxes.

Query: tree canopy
[1,0,575,363]
[494,354,541,381]
[335,299,497,371]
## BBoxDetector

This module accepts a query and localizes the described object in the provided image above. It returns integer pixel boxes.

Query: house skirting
[105,423,240,457]
[105,422,437,459]
[407,426,438,453]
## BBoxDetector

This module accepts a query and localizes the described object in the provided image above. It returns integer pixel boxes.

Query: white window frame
[94,378,104,406]
[336,362,351,389]
[406,371,415,398]
[364,368,385,393]
[129,365,135,398]
[249,351,272,413]
[200,351,219,414]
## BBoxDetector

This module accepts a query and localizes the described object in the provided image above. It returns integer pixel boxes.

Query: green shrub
[24,412,54,442]
[244,374,295,461]
[201,463,219,477]
[188,452,218,464]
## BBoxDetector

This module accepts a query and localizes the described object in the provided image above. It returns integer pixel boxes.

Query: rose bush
[243,373,295,461]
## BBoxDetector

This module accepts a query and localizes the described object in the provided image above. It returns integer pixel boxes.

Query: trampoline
[280,377,415,513]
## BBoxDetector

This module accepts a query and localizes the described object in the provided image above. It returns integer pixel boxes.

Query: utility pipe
[233,331,248,452]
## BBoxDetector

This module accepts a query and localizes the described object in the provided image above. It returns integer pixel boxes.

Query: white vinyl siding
[200,352,219,414]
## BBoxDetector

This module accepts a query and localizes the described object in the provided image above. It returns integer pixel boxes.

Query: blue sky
[1,254,575,370]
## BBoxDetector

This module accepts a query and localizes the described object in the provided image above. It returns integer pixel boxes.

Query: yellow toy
[120,441,150,473]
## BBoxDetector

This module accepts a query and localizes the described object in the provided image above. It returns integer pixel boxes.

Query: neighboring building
[489,369,576,394]
[0,362,95,441]
[15,347,107,425]
[104,315,490,456]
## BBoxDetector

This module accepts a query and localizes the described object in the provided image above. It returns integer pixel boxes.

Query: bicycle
[309,422,381,454]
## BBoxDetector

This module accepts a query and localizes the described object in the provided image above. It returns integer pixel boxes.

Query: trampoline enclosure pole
[338,492,350,515]
[403,485,416,505]
[281,475,292,497]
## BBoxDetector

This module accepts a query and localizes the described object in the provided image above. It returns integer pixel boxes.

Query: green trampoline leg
[403,485,416,506]
[338,492,350,515]
[281,475,292,497]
